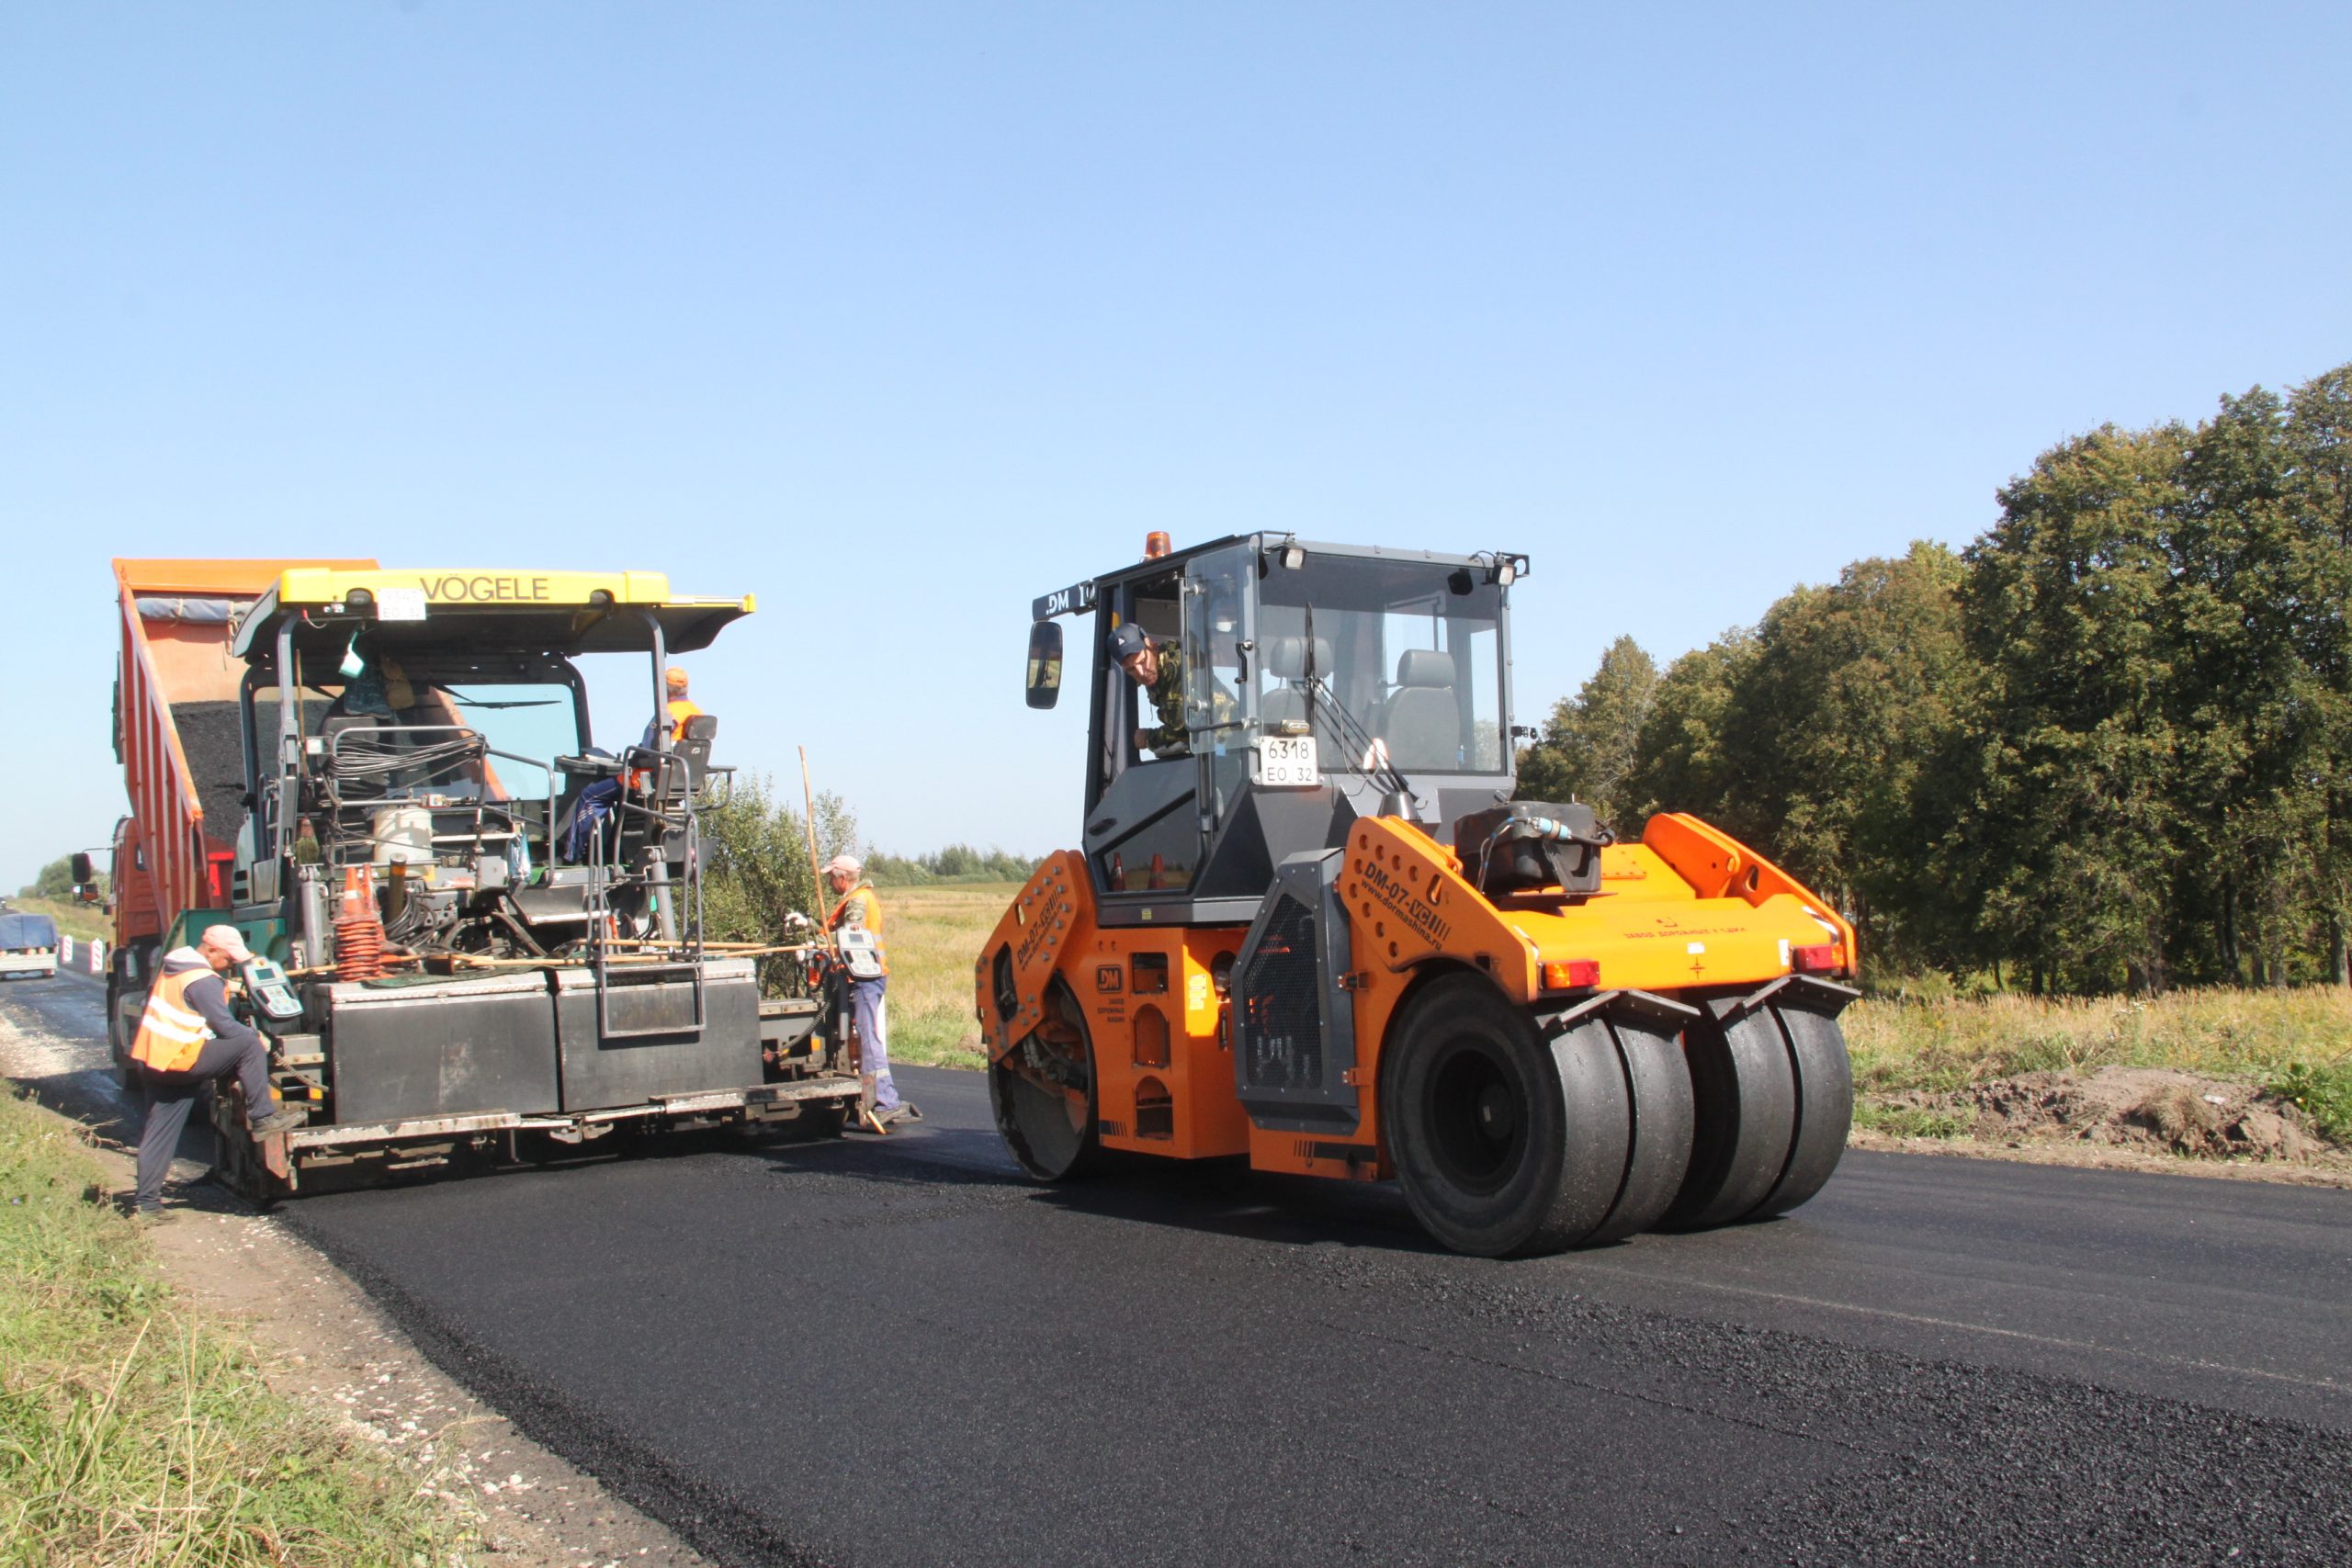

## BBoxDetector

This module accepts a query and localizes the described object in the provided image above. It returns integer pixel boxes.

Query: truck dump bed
[111,558,374,948]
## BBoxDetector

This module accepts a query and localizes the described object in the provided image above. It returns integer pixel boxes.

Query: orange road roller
[978,534,1856,1257]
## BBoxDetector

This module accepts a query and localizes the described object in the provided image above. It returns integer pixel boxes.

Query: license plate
[1252,735,1321,787]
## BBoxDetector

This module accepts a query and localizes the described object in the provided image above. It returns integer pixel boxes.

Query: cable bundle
[325,731,487,784]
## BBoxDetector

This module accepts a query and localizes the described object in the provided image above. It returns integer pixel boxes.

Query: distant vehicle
[0,911,60,980]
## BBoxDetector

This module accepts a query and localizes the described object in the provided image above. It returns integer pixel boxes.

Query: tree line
[1515,364,2352,994]
[862,845,1043,886]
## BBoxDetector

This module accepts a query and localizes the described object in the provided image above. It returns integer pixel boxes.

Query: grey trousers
[848,976,899,1110]
[134,1033,270,1212]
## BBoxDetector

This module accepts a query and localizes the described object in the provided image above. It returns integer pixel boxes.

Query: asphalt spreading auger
[978,533,1858,1257]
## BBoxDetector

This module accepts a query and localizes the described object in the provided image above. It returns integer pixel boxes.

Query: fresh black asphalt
[6,970,2348,1565]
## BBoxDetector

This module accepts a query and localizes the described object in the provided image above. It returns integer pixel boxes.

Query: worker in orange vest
[128,924,306,1220]
[663,666,703,739]
[823,853,918,1132]
[629,666,706,792]
[638,665,702,747]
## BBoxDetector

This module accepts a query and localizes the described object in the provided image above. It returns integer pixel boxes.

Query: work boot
[877,1102,921,1127]
[249,1104,310,1137]
[130,1207,175,1229]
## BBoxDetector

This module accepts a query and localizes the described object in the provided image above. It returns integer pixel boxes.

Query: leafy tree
[2168,386,2324,985]
[1622,629,1759,834]
[864,845,1044,885]
[23,856,106,902]
[1957,423,2190,993]
[2283,367,2352,984]
[1721,543,1970,968]
[697,773,857,994]
[1514,635,1658,830]
[1481,364,2352,994]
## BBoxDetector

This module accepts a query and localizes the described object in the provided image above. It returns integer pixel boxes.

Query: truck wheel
[1663,998,1849,1229]
[107,978,133,1090]
[1383,974,1682,1257]
[991,977,1097,1181]
[798,1101,850,1141]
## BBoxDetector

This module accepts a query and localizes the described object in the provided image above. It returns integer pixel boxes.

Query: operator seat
[674,713,718,794]
[1384,649,1462,771]
[1259,636,1334,731]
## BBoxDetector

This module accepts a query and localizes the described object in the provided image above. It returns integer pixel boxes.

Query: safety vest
[628,699,706,791]
[130,954,214,1073]
[826,884,888,976]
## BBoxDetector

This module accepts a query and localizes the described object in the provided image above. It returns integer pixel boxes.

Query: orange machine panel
[1073,927,1250,1160]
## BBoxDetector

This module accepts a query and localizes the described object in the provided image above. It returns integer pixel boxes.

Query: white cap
[199,924,254,964]
[820,853,863,878]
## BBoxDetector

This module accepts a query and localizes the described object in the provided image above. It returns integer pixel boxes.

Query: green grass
[0,1091,465,1566]
[2267,1059,2352,1145]
[1851,1103,1973,1140]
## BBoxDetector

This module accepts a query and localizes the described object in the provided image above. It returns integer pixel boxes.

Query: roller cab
[978,534,1857,1257]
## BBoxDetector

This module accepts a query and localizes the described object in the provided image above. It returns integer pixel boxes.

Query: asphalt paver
[6,975,2348,1565]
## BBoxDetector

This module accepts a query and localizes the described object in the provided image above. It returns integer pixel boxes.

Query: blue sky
[5,3,2347,888]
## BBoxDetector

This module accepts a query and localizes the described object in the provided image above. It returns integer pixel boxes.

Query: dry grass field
[1846,987,2352,1097]
[879,881,1017,1068]
[1847,986,2352,1149]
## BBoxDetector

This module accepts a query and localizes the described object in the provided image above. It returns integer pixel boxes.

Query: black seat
[675,713,718,793]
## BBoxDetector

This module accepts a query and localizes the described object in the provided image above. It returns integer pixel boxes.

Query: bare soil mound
[1872,1066,2348,1173]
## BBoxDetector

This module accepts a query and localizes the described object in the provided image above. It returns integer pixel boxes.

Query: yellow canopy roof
[230,568,756,659]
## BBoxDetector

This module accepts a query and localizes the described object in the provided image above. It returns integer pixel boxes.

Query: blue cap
[1107,623,1148,661]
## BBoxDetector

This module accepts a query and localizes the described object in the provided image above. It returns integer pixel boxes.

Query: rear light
[1791,942,1839,974]
[1542,959,1600,990]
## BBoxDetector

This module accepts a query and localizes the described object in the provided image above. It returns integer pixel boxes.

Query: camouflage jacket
[1137,642,1234,758]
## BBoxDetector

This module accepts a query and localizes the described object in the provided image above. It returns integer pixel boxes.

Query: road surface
[6,969,2347,1565]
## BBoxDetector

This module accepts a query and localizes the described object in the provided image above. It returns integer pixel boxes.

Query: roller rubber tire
[1580,1015,1697,1246]
[1383,975,1686,1257]
[1662,1000,1797,1230]
[1748,1003,1852,1220]
[1664,998,1850,1229]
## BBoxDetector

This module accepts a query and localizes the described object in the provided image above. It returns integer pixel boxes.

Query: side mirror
[1024,622,1064,710]
[70,852,94,886]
